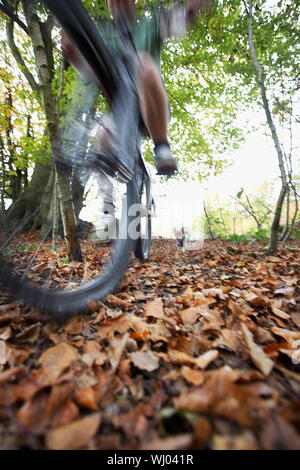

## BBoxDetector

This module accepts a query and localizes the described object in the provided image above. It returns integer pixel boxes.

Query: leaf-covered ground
[0,239,299,450]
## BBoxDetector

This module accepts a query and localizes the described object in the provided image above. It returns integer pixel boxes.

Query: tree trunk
[23,0,82,261]
[203,202,215,239]
[52,173,59,249]
[246,0,288,254]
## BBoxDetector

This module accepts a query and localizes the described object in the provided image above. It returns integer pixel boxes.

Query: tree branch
[0,0,29,34]
[6,18,40,97]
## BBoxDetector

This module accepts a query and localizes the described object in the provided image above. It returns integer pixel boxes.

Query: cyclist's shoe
[154,144,178,176]
[90,203,117,243]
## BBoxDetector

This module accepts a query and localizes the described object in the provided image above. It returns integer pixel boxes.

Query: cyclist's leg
[136,52,178,174]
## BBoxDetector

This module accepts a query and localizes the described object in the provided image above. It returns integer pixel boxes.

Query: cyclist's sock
[154,141,170,151]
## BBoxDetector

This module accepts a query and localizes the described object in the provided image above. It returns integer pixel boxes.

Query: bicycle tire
[0,176,140,321]
[0,0,148,320]
[134,174,152,261]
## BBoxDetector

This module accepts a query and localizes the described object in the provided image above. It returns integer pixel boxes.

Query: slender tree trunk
[280,185,290,241]
[52,173,59,249]
[282,183,298,243]
[203,202,215,239]
[23,0,82,261]
[246,0,288,254]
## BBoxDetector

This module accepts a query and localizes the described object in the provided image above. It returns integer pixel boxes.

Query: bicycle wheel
[0,115,140,320]
[134,172,152,261]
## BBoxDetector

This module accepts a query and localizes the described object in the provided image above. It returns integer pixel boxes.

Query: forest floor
[0,238,299,450]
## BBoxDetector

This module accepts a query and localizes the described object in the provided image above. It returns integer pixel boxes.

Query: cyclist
[62,0,213,237]
[62,0,214,174]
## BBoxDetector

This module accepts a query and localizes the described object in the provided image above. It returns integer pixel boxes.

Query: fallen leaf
[74,387,98,410]
[0,326,11,341]
[109,334,129,372]
[274,287,295,297]
[97,315,128,339]
[0,340,6,365]
[213,431,258,450]
[259,415,300,450]
[16,323,41,343]
[194,350,219,369]
[148,321,171,342]
[193,416,213,448]
[174,366,269,427]
[213,329,240,353]
[168,348,195,366]
[46,413,101,450]
[254,326,275,345]
[144,299,164,319]
[291,312,300,328]
[242,324,274,376]
[228,299,245,318]
[271,306,290,320]
[0,365,26,386]
[52,398,80,427]
[179,307,201,325]
[63,316,84,335]
[106,294,132,310]
[279,348,300,365]
[271,327,300,346]
[130,351,160,372]
[144,434,193,450]
[38,342,78,383]
[181,366,205,386]
[16,389,50,432]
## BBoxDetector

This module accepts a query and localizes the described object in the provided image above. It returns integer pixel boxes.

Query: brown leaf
[82,342,107,367]
[193,416,213,448]
[106,294,133,310]
[0,340,7,365]
[15,323,41,343]
[242,324,274,376]
[16,390,50,432]
[112,403,151,439]
[291,312,300,328]
[97,315,128,339]
[51,398,80,427]
[130,351,160,372]
[46,382,75,421]
[109,334,129,372]
[174,366,269,427]
[147,321,171,342]
[46,412,101,450]
[63,316,84,335]
[254,326,275,345]
[144,299,164,319]
[144,434,193,450]
[168,348,195,366]
[271,327,300,346]
[0,365,26,387]
[181,366,205,386]
[259,415,300,450]
[0,326,11,341]
[213,431,258,450]
[38,342,78,383]
[74,387,98,410]
[194,350,219,369]
[228,299,245,318]
[279,348,300,365]
[274,286,295,297]
[179,307,201,325]
[271,306,290,320]
[213,329,240,353]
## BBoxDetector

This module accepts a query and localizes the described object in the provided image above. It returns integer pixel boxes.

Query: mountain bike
[0,0,162,320]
